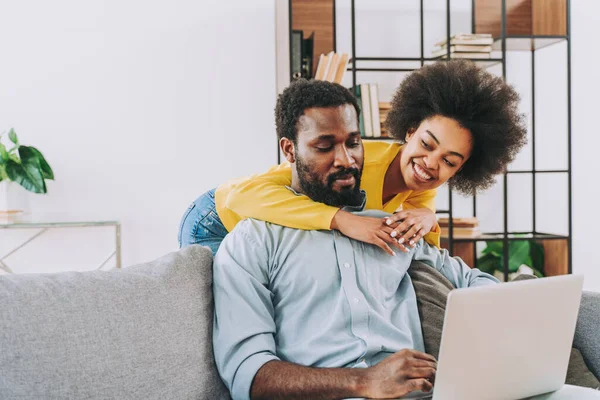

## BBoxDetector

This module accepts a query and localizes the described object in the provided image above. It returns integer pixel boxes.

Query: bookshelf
[288,0,572,281]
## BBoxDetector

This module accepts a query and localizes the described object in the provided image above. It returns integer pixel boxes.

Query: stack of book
[354,83,381,138]
[431,33,494,59]
[439,217,481,238]
[314,51,350,84]
[379,102,391,137]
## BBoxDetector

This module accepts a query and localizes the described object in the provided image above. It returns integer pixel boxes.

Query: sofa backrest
[0,245,230,400]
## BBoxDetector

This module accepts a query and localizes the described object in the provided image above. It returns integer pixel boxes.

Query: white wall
[571,0,600,291]
[0,0,277,273]
[331,0,599,290]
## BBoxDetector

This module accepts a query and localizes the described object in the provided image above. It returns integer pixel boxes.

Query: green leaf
[482,241,503,256]
[0,142,8,163]
[19,146,54,180]
[530,240,545,273]
[5,158,46,193]
[477,253,501,274]
[508,241,530,272]
[8,128,18,145]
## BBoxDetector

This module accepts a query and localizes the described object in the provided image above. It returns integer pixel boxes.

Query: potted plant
[477,239,545,281]
[0,128,54,215]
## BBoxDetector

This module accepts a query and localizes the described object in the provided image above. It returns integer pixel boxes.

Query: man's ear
[280,137,296,163]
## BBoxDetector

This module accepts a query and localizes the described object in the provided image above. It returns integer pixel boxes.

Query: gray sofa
[0,245,598,399]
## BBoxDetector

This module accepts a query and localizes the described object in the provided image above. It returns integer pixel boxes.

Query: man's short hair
[385,60,527,194]
[275,79,361,143]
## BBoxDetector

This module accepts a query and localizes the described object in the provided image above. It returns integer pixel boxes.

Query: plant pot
[0,181,30,216]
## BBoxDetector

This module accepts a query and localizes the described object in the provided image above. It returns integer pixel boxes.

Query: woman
[179,60,526,256]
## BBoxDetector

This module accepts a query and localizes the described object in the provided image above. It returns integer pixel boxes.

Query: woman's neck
[382,149,408,204]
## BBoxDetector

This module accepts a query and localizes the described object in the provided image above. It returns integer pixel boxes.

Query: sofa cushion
[0,245,230,400]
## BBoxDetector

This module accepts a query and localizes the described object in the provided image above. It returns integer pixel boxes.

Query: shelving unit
[288,0,571,281]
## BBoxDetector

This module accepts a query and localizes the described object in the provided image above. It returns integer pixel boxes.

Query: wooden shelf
[474,0,567,38]
[441,234,569,277]
[491,35,568,51]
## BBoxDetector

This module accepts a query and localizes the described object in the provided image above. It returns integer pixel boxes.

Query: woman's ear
[280,138,295,163]
[405,128,417,142]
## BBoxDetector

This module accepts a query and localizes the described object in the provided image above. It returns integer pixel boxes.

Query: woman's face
[398,115,473,191]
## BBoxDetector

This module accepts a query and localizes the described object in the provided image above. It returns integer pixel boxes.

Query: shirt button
[344,262,351,268]
[353,298,359,304]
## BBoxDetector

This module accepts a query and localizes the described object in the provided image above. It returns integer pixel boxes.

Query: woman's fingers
[372,236,396,256]
[399,225,423,247]
[376,230,408,254]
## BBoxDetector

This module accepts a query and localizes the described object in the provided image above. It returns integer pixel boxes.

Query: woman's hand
[384,208,437,248]
[331,210,409,255]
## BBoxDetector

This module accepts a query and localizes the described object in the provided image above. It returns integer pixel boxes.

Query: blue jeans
[178,188,228,256]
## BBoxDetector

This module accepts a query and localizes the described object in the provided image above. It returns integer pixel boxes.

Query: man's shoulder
[227,218,288,246]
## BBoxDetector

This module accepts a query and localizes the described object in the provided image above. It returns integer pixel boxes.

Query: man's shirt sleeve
[412,241,500,288]
[212,222,280,400]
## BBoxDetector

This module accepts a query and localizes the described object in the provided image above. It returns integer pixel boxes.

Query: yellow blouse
[215,141,440,247]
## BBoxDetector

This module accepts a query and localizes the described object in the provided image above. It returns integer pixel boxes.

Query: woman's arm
[221,165,404,254]
[221,164,339,231]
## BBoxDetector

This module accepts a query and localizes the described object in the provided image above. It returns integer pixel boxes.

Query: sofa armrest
[574,291,600,379]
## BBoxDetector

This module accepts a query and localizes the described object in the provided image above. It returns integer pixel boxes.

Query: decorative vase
[0,181,30,216]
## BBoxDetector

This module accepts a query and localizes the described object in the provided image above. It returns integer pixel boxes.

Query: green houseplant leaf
[482,241,503,257]
[530,241,545,273]
[477,252,500,274]
[508,240,530,272]
[478,239,545,277]
[0,128,54,194]
[8,128,18,145]
[0,142,8,163]
[19,146,54,180]
[5,158,46,194]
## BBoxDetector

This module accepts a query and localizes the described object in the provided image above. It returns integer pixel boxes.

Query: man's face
[283,104,364,207]
[399,115,473,191]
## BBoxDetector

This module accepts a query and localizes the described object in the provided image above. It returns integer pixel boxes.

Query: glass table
[0,214,121,274]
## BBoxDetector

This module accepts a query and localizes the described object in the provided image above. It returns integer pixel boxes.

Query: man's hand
[331,210,409,255]
[360,349,437,399]
[385,208,437,248]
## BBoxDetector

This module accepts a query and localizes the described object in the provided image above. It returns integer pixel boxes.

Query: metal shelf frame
[287,0,572,280]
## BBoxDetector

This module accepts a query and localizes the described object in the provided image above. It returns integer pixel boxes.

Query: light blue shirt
[212,200,499,400]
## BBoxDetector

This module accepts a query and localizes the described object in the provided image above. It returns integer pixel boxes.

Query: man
[212,81,599,400]
[211,81,501,400]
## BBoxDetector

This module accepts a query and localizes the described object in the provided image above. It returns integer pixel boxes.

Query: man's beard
[296,155,363,208]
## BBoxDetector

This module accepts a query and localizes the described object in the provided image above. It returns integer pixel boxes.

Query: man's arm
[412,240,500,288]
[252,350,436,400]
[213,221,435,400]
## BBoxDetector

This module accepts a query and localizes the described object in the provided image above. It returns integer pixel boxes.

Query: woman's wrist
[330,209,348,230]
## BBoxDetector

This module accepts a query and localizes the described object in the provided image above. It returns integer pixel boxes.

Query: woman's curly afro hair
[385,60,527,195]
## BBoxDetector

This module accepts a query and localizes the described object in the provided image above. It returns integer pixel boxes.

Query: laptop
[422,274,584,400]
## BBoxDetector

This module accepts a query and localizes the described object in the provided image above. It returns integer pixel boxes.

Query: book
[325,52,340,82]
[320,51,335,80]
[333,53,349,84]
[368,84,381,138]
[354,86,366,137]
[291,30,303,80]
[432,45,492,56]
[438,217,479,228]
[434,52,492,59]
[435,33,494,47]
[314,54,327,80]
[360,83,373,137]
[441,227,482,238]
